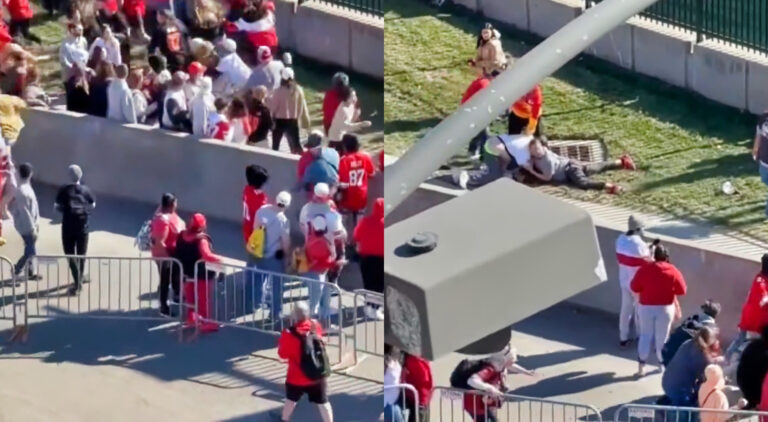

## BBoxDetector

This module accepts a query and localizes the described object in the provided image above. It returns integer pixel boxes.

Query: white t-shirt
[254,204,290,258]
[383,361,402,406]
[497,134,532,165]
[299,202,346,242]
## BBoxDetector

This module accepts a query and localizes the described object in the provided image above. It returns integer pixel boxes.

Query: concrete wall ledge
[528,0,582,38]
[273,0,383,79]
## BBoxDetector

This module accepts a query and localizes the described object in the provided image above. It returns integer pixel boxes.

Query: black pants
[360,255,383,294]
[564,161,620,190]
[468,128,488,155]
[62,224,89,287]
[508,114,542,136]
[10,20,42,43]
[157,261,180,311]
[272,118,303,154]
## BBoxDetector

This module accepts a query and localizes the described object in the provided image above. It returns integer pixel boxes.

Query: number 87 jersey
[338,151,376,213]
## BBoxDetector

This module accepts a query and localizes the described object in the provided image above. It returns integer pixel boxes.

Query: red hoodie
[242,186,268,244]
[739,273,768,333]
[354,198,384,257]
[402,354,433,406]
[277,319,325,386]
[630,261,687,306]
[4,0,33,21]
[322,89,341,135]
[461,76,490,105]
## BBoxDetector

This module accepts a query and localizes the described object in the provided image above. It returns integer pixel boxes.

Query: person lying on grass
[523,136,635,195]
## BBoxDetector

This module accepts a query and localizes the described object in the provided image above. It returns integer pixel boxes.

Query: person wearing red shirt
[123,0,149,43]
[461,70,498,159]
[354,198,383,321]
[173,213,222,331]
[631,245,687,376]
[463,347,518,422]
[726,254,768,366]
[509,84,543,136]
[303,215,344,332]
[275,302,333,422]
[4,0,40,44]
[150,193,185,316]
[338,134,376,238]
[400,352,433,422]
[297,131,323,184]
[242,164,269,246]
[322,72,349,136]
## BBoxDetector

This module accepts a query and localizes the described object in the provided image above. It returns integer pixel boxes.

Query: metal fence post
[695,0,704,43]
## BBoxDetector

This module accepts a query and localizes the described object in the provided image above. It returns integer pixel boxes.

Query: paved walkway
[0,185,381,422]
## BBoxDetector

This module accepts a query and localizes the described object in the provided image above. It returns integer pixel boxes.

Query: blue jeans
[15,233,36,276]
[304,271,331,321]
[247,255,285,320]
[384,403,405,422]
[760,163,768,215]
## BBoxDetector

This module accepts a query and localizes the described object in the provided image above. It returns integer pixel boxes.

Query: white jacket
[615,233,650,289]
[107,79,137,124]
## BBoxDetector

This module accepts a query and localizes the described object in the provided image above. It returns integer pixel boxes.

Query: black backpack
[291,323,330,381]
[450,358,492,389]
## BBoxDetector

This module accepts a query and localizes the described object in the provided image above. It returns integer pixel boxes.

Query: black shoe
[159,307,177,318]
[82,275,91,284]
[68,285,81,296]
[619,340,631,348]
[27,274,42,281]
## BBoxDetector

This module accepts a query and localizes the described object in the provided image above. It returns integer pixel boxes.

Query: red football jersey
[338,151,375,212]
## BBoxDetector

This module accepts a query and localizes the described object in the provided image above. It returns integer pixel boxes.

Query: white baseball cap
[276,191,292,207]
[280,67,295,81]
[311,215,327,232]
[313,183,330,199]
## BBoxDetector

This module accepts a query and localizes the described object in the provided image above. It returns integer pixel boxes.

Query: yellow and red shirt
[510,85,543,133]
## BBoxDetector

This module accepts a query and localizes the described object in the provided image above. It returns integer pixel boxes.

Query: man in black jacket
[55,164,96,295]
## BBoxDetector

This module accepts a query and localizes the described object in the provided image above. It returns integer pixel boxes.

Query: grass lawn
[20,5,384,146]
[384,0,768,242]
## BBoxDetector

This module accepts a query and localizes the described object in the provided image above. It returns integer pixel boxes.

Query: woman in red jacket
[631,244,687,376]
[275,302,333,422]
[5,0,41,43]
[399,352,433,422]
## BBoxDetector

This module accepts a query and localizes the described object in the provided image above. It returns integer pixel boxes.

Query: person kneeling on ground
[525,136,635,194]
[453,133,532,190]
[662,326,723,407]
[661,300,721,367]
[458,346,524,422]
[273,302,333,422]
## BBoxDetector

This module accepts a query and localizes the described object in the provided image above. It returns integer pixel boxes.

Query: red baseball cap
[189,213,207,232]
[187,61,206,76]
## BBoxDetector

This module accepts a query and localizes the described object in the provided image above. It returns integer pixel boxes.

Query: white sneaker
[364,306,384,321]
[326,324,340,334]
[452,170,469,190]
[282,52,293,66]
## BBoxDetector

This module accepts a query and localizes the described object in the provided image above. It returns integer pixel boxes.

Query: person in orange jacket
[274,302,334,422]
[509,85,542,136]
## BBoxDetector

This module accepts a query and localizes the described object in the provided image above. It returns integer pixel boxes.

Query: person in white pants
[630,244,687,376]
[615,215,653,347]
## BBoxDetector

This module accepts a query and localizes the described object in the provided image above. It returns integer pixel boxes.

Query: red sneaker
[620,154,636,171]
[607,185,624,195]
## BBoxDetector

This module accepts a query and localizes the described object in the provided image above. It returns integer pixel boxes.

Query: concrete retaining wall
[273,0,383,79]
[459,0,768,113]
[13,109,383,238]
[390,182,759,343]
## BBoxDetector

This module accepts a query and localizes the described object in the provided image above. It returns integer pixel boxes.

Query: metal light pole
[383,0,660,216]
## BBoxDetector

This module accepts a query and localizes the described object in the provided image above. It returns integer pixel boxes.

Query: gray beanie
[628,214,645,232]
[68,164,83,183]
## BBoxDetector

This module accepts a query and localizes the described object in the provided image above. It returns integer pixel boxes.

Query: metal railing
[351,288,384,364]
[0,256,19,327]
[587,0,768,54]
[384,384,420,422]
[432,386,603,421]
[22,255,185,326]
[191,260,346,365]
[614,403,768,422]
[314,0,383,17]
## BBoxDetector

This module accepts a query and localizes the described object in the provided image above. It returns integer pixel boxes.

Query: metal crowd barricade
[24,255,185,327]
[432,386,603,422]
[351,288,384,364]
[191,260,345,365]
[383,384,419,422]
[0,256,19,327]
[614,403,768,422]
